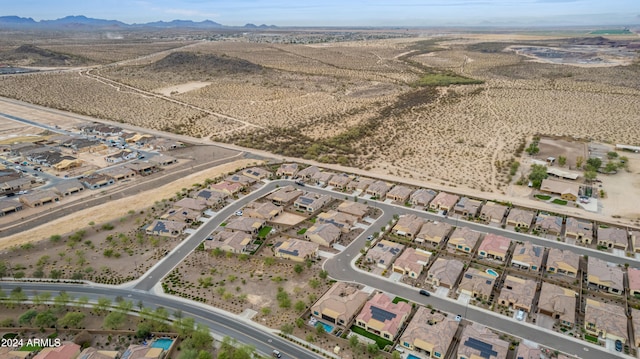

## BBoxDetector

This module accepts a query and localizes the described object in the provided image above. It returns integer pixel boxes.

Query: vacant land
[1,32,638,200]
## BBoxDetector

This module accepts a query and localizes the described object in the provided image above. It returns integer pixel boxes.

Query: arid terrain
[1,30,639,214]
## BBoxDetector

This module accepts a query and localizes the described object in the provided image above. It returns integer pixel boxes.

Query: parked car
[454,315,462,322]
[272,350,282,358]
[419,289,430,297]
[516,310,525,321]
[366,235,373,241]
[615,340,623,352]
[235,210,243,216]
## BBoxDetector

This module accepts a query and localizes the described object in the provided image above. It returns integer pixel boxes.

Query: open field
[1,32,639,201]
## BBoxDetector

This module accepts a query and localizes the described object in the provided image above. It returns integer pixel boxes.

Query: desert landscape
[0,32,638,202]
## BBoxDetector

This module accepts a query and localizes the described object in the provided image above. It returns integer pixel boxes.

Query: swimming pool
[486,268,498,277]
[316,322,334,334]
[407,354,425,359]
[151,338,173,351]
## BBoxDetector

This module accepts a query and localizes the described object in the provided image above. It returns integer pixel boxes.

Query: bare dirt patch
[154,82,212,96]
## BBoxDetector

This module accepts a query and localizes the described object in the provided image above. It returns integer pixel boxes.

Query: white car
[516,310,525,321]
[235,210,243,216]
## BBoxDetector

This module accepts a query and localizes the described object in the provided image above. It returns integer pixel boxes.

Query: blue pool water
[486,269,498,277]
[316,322,334,333]
[407,354,423,359]
[151,338,173,350]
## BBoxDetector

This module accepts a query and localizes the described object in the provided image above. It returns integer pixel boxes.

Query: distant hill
[150,52,263,75]
[0,44,91,67]
[0,15,272,30]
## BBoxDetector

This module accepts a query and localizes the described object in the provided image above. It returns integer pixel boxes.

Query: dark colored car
[615,340,622,352]
[419,289,430,296]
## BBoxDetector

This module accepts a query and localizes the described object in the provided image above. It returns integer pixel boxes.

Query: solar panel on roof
[370,306,397,322]
[279,249,300,256]
[486,280,492,285]
[533,246,542,257]
[464,337,498,359]
[299,197,314,204]
[464,273,472,279]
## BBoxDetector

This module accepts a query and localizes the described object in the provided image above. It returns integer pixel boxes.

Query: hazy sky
[7,0,640,26]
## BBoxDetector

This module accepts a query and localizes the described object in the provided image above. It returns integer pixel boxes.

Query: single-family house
[497,275,537,312]
[317,210,358,232]
[297,165,320,179]
[392,214,424,239]
[274,238,319,262]
[276,163,298,177]
[365,240,405,270]
[53,179,85,197]
[392,248,431,278]
[597,226,628,250]
[457,268,497,301]
[0,199,22,216]
[347,177,374,192]
[564,217,594,244]
[537,282,576,328]
[429,192,459,212]
[546,248,579,278]
[540,178,580,202]
[205,231,252,254]
[515,341,543,359]
[225,217,265,235]
[210,181,243,196]
[305,223,342,247]
[587,257,624,295]
[632,231,640,253]
[410,188,437,207]
[479,202,508,225]
[174,197,208,213]
[628,267,640,297]
[125,161,159,176]
[365,181,391,198]
[19,190,60,207]
[386,185,413,203]
[266,185,303,206]
[457,323,508,359]
[193,189,228,207]
[311,282,368,327]
[328,174,351,190]
[448,227,481,254]
[534,212,563,236]
[104,149,137,163]
[426,258,464,289]
[355,292,412,340]
[33,342,81,359]
[102,166,136,181]
[336,201,369,219]
[510,242,544,272]
[454,197,482,218]
[294,193,332,212]
[416,221,453,247]
[145,219,187,237]
[225,174,257,187]
[148,155,177,167]
[584,299,628,343]
[400,307,458,358]
[311,171,334,187]
[82,173,115,190]
[244,201,283,221]
[162,207,200,223]
[477,233,511,262]
[242,167,271,181]
[506,208,535,231]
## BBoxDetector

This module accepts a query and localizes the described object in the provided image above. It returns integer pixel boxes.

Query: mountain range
[0,15,277,30]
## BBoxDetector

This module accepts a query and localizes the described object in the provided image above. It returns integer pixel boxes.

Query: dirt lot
[164,250,333,329]
[537,137,587,170]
